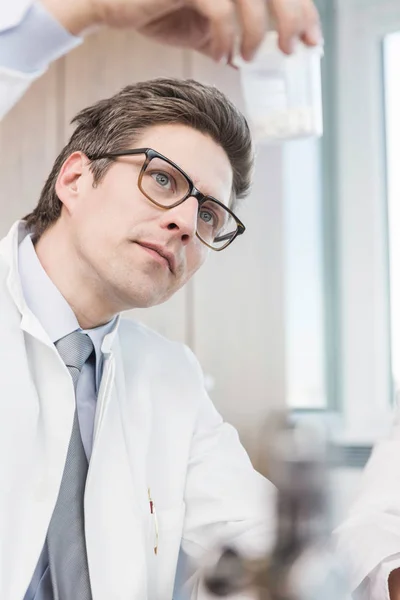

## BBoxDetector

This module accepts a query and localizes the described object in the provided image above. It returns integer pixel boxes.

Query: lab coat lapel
[84,334,154,600]
[0,223,77,599]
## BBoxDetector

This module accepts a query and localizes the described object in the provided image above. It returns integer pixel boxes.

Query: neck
[34,221,118,330]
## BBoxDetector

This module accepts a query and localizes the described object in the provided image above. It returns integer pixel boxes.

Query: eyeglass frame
[86,147,246,251]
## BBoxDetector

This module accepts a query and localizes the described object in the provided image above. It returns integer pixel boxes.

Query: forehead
[133,123,233,205]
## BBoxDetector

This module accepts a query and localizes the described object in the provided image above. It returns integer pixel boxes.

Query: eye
[199,209,217,226]
[151,171,174,190]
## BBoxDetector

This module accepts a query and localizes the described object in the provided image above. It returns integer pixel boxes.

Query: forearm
[38,0,98,36]
[389,569,400,600]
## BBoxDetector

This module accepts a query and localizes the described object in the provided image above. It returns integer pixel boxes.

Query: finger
[190,0,237,61]
[235,0,268,61]
[301,2,323,46]
[270,0,304,54]
[270,0,321,55]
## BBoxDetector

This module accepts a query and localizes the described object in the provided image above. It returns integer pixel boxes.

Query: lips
[136,242,176,274]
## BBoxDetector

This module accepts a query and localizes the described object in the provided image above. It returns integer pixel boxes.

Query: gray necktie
[46,331,94,600]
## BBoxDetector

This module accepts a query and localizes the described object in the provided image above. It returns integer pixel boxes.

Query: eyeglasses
[86,147,246,251]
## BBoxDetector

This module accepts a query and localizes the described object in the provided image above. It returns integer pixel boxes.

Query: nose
[159,196,198,245]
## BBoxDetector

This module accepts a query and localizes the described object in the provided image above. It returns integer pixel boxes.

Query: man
[1,76,277,600]
[2,77,276,600]
[0,2,323,599]
[0,0,322,119]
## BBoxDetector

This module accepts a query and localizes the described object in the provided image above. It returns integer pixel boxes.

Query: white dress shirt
[0,1,81,74]
[18,232,119,460]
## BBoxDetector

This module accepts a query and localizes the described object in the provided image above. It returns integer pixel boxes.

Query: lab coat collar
[0,220,120,354]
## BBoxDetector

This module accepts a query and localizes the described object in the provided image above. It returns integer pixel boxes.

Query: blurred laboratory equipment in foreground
[204,413,350,600]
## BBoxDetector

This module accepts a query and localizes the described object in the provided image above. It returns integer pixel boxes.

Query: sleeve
[363,556,400,600]
[335,404,400,598]
[174,347,277,600]
[0,1,82,120]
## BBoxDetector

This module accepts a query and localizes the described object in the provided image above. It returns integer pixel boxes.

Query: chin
[122,288,171,310]
[109,272,175,310]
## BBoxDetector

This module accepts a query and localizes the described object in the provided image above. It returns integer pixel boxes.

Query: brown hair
[24,78,254,239]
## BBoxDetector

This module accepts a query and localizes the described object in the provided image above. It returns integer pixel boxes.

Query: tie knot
[55,331,94,373]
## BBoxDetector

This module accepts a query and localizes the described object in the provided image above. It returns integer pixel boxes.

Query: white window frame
[384,32,400,402]
[334,0,400,444]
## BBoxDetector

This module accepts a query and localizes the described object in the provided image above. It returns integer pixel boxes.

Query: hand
[40,0,322,61]
[389,568,400,600]
[269,0,322,53]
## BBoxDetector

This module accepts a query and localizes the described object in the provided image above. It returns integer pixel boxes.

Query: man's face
[57,124,233,311]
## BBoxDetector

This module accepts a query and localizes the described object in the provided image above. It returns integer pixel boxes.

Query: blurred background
[1,0,400,528]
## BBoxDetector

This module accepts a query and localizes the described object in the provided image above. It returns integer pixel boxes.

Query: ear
[55,152,90,213]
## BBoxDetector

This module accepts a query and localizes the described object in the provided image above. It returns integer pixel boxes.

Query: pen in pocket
[148,488,159,555]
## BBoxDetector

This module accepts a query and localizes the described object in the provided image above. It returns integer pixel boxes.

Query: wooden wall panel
[63,31,187,126]
[188,55,287,455]
[0,62,62,237]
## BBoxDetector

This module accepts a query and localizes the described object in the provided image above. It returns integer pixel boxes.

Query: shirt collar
[18,233,119,388]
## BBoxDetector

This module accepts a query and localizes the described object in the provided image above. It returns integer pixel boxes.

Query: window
[284,0,335,411]
[284,138,327,409]
[384,31,400,402]
[329,0,400,443]
[287,0,400,439]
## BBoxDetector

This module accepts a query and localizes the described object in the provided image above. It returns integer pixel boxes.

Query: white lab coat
[0,221,275,600]
[335,412,400,598]
[0,6,275,598]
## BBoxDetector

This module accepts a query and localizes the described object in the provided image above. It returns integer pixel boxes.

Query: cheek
[186,241,209,278]
[74,187,127,235]
[70,193,118,258]
[80,179,156,232]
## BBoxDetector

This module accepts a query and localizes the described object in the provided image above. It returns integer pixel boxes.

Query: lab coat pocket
[146,502,186,600]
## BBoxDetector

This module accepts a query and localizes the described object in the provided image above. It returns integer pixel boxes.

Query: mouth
[135,242,176,274]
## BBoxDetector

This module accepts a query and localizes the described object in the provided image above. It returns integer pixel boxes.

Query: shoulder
[117,316,203,379]
[118,316,186,354]
[117,317,208,418]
